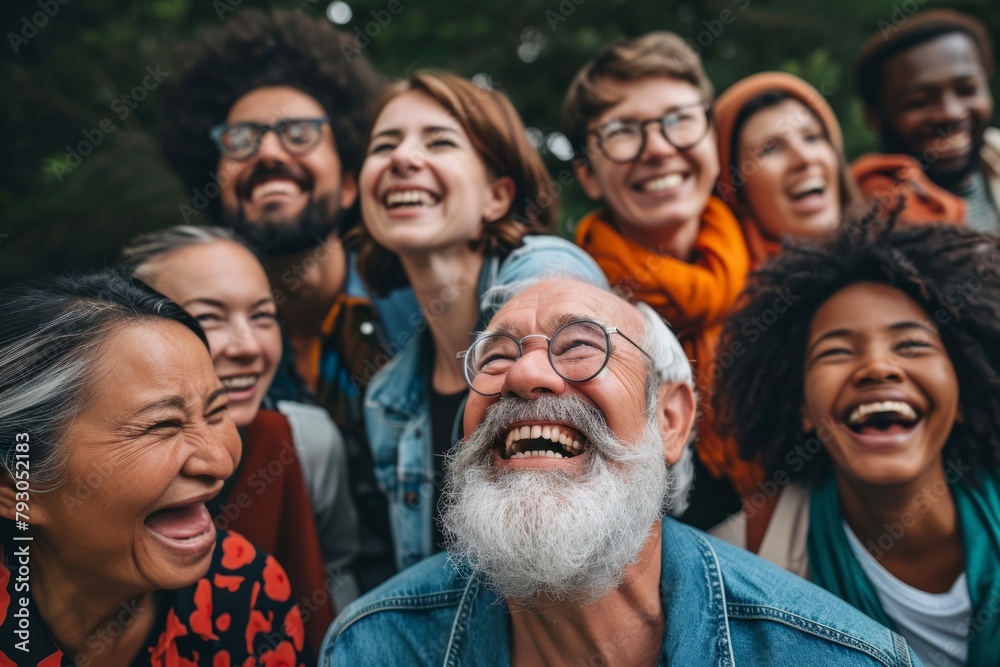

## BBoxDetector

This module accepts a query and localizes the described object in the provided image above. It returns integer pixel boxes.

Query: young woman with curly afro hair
[711,219,1000,667]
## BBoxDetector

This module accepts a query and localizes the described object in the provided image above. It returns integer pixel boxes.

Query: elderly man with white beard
[320,279,920,666]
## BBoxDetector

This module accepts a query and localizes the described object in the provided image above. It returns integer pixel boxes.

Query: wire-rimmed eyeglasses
[457,319,653,397]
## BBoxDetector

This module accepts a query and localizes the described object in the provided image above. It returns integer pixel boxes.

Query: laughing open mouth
[220,374,259,392]
[499,423,587,460]
[844,400,922,435]
[635,172,687,193]
[383,189,441,209]
[788,176,827,201]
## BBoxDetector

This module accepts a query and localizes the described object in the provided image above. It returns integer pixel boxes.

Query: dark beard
[227,194,343,257]
[879,119,984,190]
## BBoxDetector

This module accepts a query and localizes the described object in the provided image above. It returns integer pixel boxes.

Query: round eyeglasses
[458,319,653,397]
[209,117,330,161]
[589,103,712,163]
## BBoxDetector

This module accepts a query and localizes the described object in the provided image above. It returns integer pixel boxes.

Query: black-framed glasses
[209,117,330,160]
[458,319,653,397]
[589,103,712,163]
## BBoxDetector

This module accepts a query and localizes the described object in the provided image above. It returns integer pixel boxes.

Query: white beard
[441,394,670,606]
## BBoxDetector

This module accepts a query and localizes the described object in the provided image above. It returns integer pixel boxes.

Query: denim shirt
[322,518,921,666]
[364,236,608,571]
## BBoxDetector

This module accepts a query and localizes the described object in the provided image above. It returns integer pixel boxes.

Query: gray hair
[120,225,237,278]
[0,271,208,488]
[480,276,698,515]
[636,301,696,516]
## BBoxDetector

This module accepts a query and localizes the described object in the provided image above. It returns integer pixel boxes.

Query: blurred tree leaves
[1,0,998,283]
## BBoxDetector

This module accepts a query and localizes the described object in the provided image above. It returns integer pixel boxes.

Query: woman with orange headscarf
[714,71,861,268]
[715,71,964,270]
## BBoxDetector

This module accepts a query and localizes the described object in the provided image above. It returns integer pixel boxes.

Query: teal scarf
[807,471,1000,665]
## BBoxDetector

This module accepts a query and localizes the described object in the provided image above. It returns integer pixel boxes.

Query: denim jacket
[322,518,920,666]
[364,236,608,571]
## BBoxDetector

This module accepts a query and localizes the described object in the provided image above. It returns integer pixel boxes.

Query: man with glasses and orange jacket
[561,33,754,528]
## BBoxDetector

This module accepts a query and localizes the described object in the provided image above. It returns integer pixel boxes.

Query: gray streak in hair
[0,272,209,489]
[120,225,237,278]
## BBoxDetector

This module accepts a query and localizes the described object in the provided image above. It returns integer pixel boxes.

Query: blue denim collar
[365,256,497,419]
[442,519,734,665]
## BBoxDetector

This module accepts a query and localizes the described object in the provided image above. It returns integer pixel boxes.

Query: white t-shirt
[843,521,970,667]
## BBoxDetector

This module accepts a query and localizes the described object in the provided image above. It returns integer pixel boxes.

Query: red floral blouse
[0,530,307,667]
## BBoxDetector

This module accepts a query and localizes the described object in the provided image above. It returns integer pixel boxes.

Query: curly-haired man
[161,8,399,594]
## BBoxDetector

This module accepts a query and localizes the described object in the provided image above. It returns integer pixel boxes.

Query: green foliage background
[1,0,998,284]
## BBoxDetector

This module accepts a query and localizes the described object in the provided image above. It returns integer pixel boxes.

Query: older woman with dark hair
[0,271,305,665]
[122,225,349,650]
[354,70,607,571]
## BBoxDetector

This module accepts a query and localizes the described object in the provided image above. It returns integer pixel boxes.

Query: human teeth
[790,177,826,197]
[221,375,258,390]
[251,179,300,202]
[847,401,918,425]
[384,189,438,207]
[504,423,587,458]
[642,173,684,192]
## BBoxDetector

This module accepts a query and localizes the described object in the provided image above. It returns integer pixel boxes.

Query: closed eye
[599,121,638,140]
[815,347,851,359]
[480,352,518,367]
[902,95,932,110]
[149,420,182,433]
[663,111,696,127]
[897,339,933,353]
[757,141,780,158]
[368,141,397,154]
[207,405,229,422]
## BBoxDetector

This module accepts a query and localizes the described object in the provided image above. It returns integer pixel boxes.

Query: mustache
[458,394,642,465]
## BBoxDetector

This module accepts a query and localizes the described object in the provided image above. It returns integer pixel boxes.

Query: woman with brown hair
[355,71,606,571]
